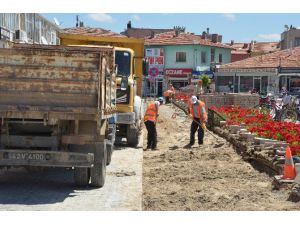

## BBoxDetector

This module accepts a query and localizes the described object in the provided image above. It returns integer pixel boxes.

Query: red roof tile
[63,27,126,38]
[145,31,232,49]
[227,42,280,54]
[218,47,300,70]
[252,42,280,53]
[121,28,174,39]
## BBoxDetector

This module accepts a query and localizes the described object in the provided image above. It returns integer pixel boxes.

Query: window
[211,48,215,62]
[201,51,206,64]
[240,76,253,92]
[215,76,234,92]
[176,52,186,62]
[219,53,223,63]
[25,14,34,41]
[115,50,131,77]
[0,13,18,31]
[295,38,300,47]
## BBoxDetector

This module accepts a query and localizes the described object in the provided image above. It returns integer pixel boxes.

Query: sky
[42,13,300,43]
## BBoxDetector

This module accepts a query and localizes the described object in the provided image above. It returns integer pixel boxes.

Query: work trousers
[144,120,157,149]
[190,118,204,145]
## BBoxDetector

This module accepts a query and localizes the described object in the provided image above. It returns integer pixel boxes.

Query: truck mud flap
[0,150,94,168]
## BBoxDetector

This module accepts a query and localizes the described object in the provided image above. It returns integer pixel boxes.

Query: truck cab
[115,47,143,146]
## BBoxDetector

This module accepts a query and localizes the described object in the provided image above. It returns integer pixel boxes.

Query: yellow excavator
[60,33,145,148]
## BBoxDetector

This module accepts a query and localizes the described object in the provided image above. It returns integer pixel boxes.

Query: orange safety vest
[188,100,207,123]
[144,103,158,123]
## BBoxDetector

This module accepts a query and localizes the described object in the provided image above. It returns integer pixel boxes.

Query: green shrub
[201,75,209,88]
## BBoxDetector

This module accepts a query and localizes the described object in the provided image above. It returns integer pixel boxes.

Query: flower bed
[211,106,300,155]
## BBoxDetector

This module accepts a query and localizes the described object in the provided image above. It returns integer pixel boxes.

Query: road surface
[0,138,143,211]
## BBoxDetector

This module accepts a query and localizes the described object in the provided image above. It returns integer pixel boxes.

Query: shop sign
[0,27,11,41]
[165,69,192,77]
[192,70,214,79]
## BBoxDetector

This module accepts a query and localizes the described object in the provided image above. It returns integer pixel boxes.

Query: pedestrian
[144,100,161,150]
[185,95,207,148]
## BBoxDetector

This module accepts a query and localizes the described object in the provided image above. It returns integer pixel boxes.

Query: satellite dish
[53,18,61,26]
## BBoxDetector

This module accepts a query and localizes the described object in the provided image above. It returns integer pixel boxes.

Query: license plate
[4,152,47,161]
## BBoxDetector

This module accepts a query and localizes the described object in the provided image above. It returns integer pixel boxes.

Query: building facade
[0,13,60,48]
[215,47,300,95]
[143,31,232,97]
[280,27,300,50]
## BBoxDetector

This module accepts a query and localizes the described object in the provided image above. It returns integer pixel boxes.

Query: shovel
[189,116,225,148]
[171,100,225,148]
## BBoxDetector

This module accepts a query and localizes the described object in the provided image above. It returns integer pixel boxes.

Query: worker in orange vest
[163,83,176,103]
[185,95,207,148]
[144,101,161,150]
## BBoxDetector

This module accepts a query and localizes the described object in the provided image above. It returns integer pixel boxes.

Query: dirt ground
[142,104,300,210]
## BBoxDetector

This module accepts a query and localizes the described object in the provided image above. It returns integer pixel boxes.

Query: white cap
[154,101,160,107]
[191,96,198,104]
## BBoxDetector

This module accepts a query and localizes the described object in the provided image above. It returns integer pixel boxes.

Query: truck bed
[0,44,116,120]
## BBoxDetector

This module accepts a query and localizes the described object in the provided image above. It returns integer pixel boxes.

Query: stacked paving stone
[199,93,259,109]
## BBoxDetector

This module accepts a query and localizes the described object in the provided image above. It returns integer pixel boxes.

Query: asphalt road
[0,138,143,211]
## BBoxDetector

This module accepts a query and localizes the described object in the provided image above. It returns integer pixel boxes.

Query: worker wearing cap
[186,95,207,147]
[157,97,164,105]
[144,101,161,150]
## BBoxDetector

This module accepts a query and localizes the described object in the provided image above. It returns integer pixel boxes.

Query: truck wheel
[106,127,116,166]
[127,96,142,147]
[134,96,143,121]
[90,142,107,188]
[106,142,113,165]
[70,144,91,186]
[126,125,139,147]
[74,168,90,186]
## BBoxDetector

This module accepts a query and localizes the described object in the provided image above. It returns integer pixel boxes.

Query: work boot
[151,147,158,151]
[184,143,193,149]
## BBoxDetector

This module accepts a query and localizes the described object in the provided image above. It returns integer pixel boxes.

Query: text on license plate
[6,152,46,161]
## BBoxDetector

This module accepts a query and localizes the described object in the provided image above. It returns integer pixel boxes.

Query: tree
[201,75,209,88]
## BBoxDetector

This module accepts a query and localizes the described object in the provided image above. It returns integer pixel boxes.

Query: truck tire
[90,142,107,188]
[126,125,139,147]
[70,144,91,186]
[126,96,142,147]
[74,168,90,187]
[134,96,143,121]
[106,141,114,166]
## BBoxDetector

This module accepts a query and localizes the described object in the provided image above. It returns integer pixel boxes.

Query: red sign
[147,56,164,65]
[149,67,159,77]
[165,69,193,77]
